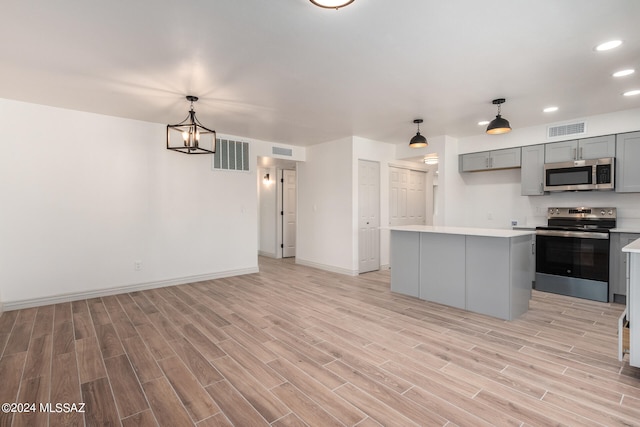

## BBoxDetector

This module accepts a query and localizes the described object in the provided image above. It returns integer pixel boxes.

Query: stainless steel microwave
[543,157,614,192]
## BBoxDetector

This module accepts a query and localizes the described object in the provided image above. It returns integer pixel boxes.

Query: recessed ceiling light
[543,106,559,113]
[613,69,635,77]
[477,120,490,126]
[623,89,640,97]
[595,40,622,51]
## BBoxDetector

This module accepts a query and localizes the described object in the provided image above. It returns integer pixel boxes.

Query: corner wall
[0,98,261,309]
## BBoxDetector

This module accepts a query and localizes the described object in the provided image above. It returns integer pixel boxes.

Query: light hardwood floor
[1,256,639,426]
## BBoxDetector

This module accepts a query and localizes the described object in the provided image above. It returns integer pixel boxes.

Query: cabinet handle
[486,158,489,168]
[573,147,577,160]
[539,182,543,193]
[579,147,583,159]
[531,242,535,255]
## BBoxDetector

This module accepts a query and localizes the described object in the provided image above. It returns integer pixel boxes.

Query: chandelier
[166,96,216,154]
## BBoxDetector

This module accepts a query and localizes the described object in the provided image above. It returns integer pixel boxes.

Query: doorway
[281,169,296,258]
[358,160,380,273]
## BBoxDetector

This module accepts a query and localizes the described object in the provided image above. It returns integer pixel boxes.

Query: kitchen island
[390,225,535,321]
[621,238,640,367]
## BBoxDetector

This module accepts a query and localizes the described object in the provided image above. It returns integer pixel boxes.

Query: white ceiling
[1,0,639,147]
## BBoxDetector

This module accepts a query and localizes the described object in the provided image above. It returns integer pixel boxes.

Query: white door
[358,160,380,273]
[389,167,428,226]
[282,169,296,258]
[390,168,409,225]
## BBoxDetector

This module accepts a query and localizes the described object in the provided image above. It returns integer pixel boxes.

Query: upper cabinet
[521,144,545,196]
[460,147,521,172]
[544,135,616,163]
[616,131,640,193]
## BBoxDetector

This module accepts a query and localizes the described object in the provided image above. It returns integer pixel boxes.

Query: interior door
[282,169,296,258]
[358,160,380,273]
[389,167,427,226]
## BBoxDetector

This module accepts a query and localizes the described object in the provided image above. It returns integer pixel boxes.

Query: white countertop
[611,228,640,234]
[622,238,640,253]
[388,225,534,238]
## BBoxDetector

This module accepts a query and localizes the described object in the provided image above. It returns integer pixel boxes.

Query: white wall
[0,98,262,308]
[451,108,640,229]
[297,137,355,274]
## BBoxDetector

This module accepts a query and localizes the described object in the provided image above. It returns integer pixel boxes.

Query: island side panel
[631,252,640,367]
[420,233,466,309]
[465,236,511,320]
[390,230,420,297]
[509,234,534,320]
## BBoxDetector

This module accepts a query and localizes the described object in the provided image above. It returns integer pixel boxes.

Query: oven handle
[536,229,609,239]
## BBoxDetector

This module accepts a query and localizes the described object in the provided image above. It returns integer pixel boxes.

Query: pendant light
[166,96,216,154]
[409,119,428,148]
[486,98,512,135]
[310,0,355,9]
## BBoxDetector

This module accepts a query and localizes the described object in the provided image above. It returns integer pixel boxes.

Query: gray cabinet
[390,231,420,297]
[610,232,640,303]
[390,228,534,321]
[466,235,532,320]
[616,131,640,193]
[419,233,465,309]
[544,135,615,163]
[521,144,545,195]
[460,147,521,172]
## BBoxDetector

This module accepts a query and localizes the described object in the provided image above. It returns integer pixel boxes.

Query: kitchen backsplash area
[456,168,640,230]
[527,191,640,230]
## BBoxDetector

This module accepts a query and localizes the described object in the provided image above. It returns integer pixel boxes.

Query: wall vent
[547,121,586,139]
[213,139,250,171]
[272,146,293,156]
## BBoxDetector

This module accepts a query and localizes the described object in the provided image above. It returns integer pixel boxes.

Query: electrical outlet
[511,220,518,226]
[134,260,142,271]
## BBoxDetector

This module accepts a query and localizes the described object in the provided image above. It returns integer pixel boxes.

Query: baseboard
[258,250,278,259]
[295,258,358,276]
[2,267,259,311]
[0,300,4,317]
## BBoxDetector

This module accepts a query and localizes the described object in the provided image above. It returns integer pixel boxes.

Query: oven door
[536,229,609,282]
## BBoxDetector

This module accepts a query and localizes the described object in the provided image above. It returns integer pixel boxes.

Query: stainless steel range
[535,207,616,302]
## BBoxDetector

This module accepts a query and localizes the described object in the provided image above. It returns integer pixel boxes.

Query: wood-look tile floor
[1,257,639,426]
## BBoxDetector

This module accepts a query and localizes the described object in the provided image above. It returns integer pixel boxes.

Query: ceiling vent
[272,146,293,156]
[547,121,587,139]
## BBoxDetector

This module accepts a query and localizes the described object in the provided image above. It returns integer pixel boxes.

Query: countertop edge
[622,238,640,253]
[387,225,534,238]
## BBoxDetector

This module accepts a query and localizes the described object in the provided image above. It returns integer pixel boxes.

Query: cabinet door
[491,147,521,169]
[610,233,640,301]
[578,135,616,159]
[460,152,490,172]
[521,144,545,195]
[390,231,420,297]
[545,140,578,163]
[420,233,465,309]
[616,131,640,193]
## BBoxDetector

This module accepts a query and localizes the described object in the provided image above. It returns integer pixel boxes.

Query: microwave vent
[547,121,586,139]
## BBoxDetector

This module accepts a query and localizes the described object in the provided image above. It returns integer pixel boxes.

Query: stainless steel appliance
[544,157,614,192]
[535,207,616,302]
